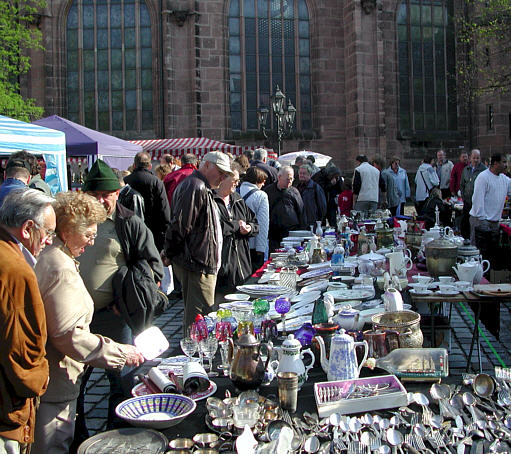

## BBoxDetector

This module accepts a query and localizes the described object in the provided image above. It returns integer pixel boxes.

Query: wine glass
[190,320,208,365]
[180,336,198,362]
[275,297,291,337]
[199,336,219,377]
[215,321,233,376]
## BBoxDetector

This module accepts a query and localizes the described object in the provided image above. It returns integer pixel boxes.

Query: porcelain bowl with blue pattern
[115,393,196,429]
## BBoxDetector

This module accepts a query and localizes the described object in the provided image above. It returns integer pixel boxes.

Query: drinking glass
[199,337,219,377]
[253,298,270,336]
[180,336,198,361]
[190,321,208,365]
[275,297,291,337]
[215,321,233,375]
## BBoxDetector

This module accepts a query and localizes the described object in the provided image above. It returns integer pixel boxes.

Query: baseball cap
[203,151,234,176]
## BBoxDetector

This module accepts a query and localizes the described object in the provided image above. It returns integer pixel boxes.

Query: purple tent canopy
[33,115,141,170]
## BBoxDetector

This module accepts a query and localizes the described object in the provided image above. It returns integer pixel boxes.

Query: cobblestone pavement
[83,298,511,436]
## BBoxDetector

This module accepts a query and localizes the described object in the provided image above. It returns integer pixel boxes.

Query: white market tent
[0,115,67,193]
[278,150,332,168]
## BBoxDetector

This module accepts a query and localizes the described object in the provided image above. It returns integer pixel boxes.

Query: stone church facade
[22,0,511,172]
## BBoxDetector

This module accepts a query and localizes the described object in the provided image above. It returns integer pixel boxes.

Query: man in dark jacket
[312,162,344,227]
[79,159,163,429]
[251,148,278,187]
[296,163,327,228]
[264,165,305,252]
[124,151,170,251]
[163,152,234,329]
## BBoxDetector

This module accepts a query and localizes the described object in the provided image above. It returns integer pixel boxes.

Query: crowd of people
[1,146,511,454]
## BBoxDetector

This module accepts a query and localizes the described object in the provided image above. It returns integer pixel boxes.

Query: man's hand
[123,345,145,367]
[160,250,171,267]
[239,220,252,235]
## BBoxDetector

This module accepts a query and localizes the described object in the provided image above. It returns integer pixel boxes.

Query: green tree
[0,0,45,121]
[457,0,511,99]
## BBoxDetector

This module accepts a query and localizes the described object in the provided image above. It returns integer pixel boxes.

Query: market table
[409,290,511,373]
[125,346,451,441]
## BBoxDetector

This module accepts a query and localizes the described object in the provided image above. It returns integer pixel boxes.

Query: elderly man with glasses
[0,188,55,454]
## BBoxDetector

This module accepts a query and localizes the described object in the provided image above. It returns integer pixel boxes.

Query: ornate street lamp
[257,85,296,156]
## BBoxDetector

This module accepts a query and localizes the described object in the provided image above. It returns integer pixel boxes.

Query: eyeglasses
[84,232,97,241]
[34,222,57,240]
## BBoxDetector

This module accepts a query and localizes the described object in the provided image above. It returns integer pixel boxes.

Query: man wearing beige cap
[163,151,234,329]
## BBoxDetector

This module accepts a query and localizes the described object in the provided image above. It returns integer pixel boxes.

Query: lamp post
[257,85,296,157]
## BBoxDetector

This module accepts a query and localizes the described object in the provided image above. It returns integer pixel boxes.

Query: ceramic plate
[131,380,217,401]
[435,290,461,296]
[219,301,253,312]
[323,289,374,301]
[408,282,437,290]
[290,291,321,307]
[158,356,200,375]
[289,230,313,237]
[300,268,333,280]
[277,315,311,332]
[236,284,291,295]
[224,293,251,301]
[307,261,332,270]
[299,279,330,294]
[409,289,433,296]
[258,272,279,284]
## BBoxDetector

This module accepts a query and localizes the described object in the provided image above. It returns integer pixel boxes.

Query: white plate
[224,293,251,301]
[289,230,313,237]
[333,300,362,310]
[300,267,333,280]
[277,315,311,331]
[258,272,279,284]
[290,290,321,306]
[158,356,200,375]
[408,282,437,290]
[409,289,433,295]
[307,261,332,270]
[323,289,374,301]
[219,301,253,311]
[300,279,330,294]
[435,290,461,296]
[132,380,217,401]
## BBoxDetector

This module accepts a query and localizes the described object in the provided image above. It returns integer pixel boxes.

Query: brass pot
[371,310,423,348]
[425,236,458,278]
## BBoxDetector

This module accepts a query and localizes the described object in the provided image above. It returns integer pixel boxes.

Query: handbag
[112,213,169,335]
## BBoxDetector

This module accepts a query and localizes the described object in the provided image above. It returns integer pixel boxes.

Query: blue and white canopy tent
[0,115,68,193]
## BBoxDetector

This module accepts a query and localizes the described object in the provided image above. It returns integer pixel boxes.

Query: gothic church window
[397,0,457,133]
[228,0,312,131]
[66,0,153,134]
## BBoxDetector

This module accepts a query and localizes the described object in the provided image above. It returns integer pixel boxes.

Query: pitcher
[273,334,315,389]
[386,251,412,277]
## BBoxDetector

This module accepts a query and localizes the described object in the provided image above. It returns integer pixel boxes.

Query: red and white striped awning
[128,137,276,161]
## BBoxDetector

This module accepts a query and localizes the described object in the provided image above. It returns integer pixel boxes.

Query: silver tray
[78,428,168,454]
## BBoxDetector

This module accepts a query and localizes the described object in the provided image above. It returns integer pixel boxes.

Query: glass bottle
[374,348,449,380]
[312,298,329,325]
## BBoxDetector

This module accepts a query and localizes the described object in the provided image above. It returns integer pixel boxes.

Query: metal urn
[425,228,458,278]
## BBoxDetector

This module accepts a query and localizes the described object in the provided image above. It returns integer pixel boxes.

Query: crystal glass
[190,320,208,365]
[275,297,291,337]
[180,336,198,361]
[253,298,270,335]
[215,321,233,376]
[199,336,219,377]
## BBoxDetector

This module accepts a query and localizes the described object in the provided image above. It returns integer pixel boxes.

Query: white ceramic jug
[470,258,490,284]
[452,262,479,284]
[386,251,413,277]
[383,288,404,312]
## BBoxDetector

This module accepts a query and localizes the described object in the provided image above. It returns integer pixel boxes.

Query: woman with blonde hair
[33,191,144,454]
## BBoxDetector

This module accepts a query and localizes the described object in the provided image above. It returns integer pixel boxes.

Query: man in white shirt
[469,154,511,244]
[353,155,385,214]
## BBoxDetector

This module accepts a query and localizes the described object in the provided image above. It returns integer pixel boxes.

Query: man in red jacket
[449,150,468,196]
[163,153,198,207]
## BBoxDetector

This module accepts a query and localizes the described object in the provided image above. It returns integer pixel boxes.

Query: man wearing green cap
[77,159,163,428]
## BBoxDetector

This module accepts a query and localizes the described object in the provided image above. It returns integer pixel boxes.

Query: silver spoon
[386,427,404,454]
[303,435,320,454]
